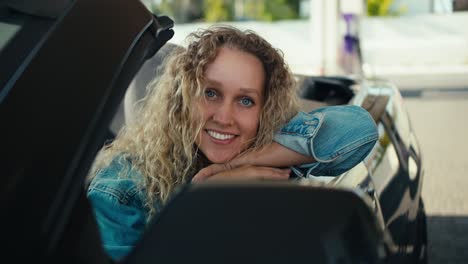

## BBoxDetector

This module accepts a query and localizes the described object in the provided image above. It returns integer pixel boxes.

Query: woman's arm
[191,163,291,182]
[193,105,378,181]
[191,143,312,182]
[231,142,315,168]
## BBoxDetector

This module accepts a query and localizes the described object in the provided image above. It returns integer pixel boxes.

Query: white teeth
[207,130,235,140]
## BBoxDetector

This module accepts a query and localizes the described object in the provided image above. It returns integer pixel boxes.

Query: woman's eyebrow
[239,88,261,96]
[205,78,222,87]
[205,78,261,96]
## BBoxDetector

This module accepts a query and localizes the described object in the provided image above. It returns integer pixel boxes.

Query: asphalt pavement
[404,92,468,264]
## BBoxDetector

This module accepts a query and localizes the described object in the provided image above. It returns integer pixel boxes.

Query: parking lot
[405,92,468,264]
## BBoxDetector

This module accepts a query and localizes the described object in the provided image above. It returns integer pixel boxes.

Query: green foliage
[266,0,298,20]
[243,0,298,21]
[243,0,297,21]
[367,0,406,16]
[151,0,174,18]
[144,0,300,23]
[204,0,233,22]
[202,0,300,22]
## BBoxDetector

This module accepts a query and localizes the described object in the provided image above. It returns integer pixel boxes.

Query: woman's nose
[212,102,234,126]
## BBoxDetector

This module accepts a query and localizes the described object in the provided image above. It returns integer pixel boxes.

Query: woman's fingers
[203,165,291,182]
[192,163,232,183]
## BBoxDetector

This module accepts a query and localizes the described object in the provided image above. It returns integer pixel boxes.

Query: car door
[0,0,173,262]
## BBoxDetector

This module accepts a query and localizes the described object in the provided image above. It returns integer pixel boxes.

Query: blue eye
[240,97,254,107]
[205,89,217,98]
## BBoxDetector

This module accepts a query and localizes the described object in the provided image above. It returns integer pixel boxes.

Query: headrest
[109,43,180,135]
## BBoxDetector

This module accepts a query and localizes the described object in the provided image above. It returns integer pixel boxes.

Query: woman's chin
[205,152,236,164]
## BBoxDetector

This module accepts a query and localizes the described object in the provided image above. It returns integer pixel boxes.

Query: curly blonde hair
[90,25,299,216]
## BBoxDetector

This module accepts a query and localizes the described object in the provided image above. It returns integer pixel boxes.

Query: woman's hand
[192,164,290,183]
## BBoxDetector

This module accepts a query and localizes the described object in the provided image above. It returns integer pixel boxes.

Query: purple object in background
[342,13,355,54]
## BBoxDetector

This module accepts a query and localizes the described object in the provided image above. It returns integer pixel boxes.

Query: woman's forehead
[204,47,265,93]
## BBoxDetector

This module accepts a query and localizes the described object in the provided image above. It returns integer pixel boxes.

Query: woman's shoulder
[87,155,145,207]
[87,155,151,259]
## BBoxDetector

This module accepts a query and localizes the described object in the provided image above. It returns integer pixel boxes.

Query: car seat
[108,42,180,138]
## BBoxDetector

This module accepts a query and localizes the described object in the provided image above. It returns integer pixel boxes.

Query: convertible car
[0,0,426,263]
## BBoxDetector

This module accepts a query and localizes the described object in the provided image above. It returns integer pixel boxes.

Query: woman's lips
[205,129,237,144]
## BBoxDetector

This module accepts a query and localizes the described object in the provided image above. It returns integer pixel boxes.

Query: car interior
[1,0,173,262]
[101,40,386,264]
[125,181,385,264]
[1,1,387,263]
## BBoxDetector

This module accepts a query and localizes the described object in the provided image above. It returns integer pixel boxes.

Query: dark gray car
[0,1,426,263]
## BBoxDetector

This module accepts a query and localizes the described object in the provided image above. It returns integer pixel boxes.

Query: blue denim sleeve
[274,105,378,177]
[87,157,150,261]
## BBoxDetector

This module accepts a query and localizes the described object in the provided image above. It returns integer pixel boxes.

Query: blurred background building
[142,0,468,90]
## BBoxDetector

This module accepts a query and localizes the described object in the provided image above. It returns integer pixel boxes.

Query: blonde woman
[87,25,378,260]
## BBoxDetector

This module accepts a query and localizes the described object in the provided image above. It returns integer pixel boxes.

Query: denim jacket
[87,105,378,260]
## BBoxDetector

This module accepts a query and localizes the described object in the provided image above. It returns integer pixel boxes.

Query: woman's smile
[206,129,237,143]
